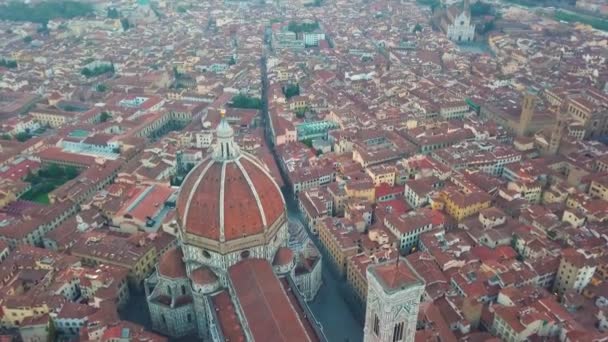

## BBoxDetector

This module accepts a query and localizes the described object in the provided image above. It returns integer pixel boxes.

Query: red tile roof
[211,291,246,342]
[370,258,423,292]
[158,248,187,279]
[228,259,315,342]
[272,247,294,267]
[37,147,96,167]
[177,155,285,242]
[190,266,218,286]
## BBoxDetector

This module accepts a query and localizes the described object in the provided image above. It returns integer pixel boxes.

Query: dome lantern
[213,109,240,161]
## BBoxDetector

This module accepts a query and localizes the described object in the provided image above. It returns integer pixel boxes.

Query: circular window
[202,250,211,259]
[240,250,250,259]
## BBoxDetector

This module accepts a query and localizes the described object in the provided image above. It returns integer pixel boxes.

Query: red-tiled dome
[158,248,187,279]
[176,153,285,243]
[190,266,218,286]
[272,247,294,266]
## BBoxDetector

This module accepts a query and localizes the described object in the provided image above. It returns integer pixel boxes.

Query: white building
[303,32,326,47]
[553,248,597,295]
[443,0,475,43]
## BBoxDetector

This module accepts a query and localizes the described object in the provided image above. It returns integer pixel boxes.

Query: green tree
[23,36,32,43]
[301,138,313,148]
[413,23,423,33]
[295,107,307,118]
[120,18,130,31]
[1,133,11,140]
[173,66,181,79]
[37,23,49,34]
[470,1,493,17]
[99,111,111,122]
[288,21,320,33]
[177,6,187,13]
[15,132,31,142]
[107,7,119,18]
[96,84,108,92]
[0,58,17,68]
[283,84,300,99]
[47,318,56,342]
[81,64,114,78]
[480,20,495,33]
[416,0,440,11]
[64,166,78,179]
[555,10,608,31]
[0,1,94,24]
[230,94,262,109]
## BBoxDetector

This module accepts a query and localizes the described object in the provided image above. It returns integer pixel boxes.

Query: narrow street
[261,44,364,340]
[284,192,364,342]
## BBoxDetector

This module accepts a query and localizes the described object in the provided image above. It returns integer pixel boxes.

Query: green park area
[81,64,115,78]
[555,10,608,31]
[287,21,320,33]
[21,165,79,204]
[0,1,93,24]
[230,94,262,110]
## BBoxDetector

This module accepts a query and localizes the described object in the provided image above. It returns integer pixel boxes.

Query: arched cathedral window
[373,314,380,336]
[392,322,404,342]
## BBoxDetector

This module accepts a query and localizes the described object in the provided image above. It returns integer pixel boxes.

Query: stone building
[439,0,475,43]
[144,113,323,340]
[364,258,425,342]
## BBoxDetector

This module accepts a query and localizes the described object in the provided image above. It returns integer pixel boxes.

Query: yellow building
[435,188,491,222]
[597,155,608,173]
[589,176,608,201]
[1,301,50,327]
[507,181,542,204]
[345,179,376,203]
[347,253,371,303]
[288,96,308,111]
[365,164,396,187]
[276,68,290,82]
[317,217,359,277]
[0,179,31,209]
[71,232,157,287]
[31,108,73,128]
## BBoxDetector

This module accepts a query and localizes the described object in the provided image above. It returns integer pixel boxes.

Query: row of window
[372,314,407,342]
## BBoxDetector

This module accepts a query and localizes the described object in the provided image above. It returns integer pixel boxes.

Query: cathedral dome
[176,113,286,254]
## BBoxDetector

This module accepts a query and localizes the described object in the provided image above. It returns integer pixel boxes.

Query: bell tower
[547,104,568,155]
[518,91,536,136]
[364,258,425,342]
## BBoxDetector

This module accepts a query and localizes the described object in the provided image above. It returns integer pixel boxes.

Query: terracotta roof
[272,247,294,267]
[190,266,218,286]
[177,154,285,242]
[228,259,314,342]
[370,258,424,292]
[56,302,97,319]
[211,291,246,342]
[158,248,187,279]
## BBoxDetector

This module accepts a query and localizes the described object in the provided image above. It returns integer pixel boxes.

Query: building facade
[144,115,323,340]
[364,258,425,342]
